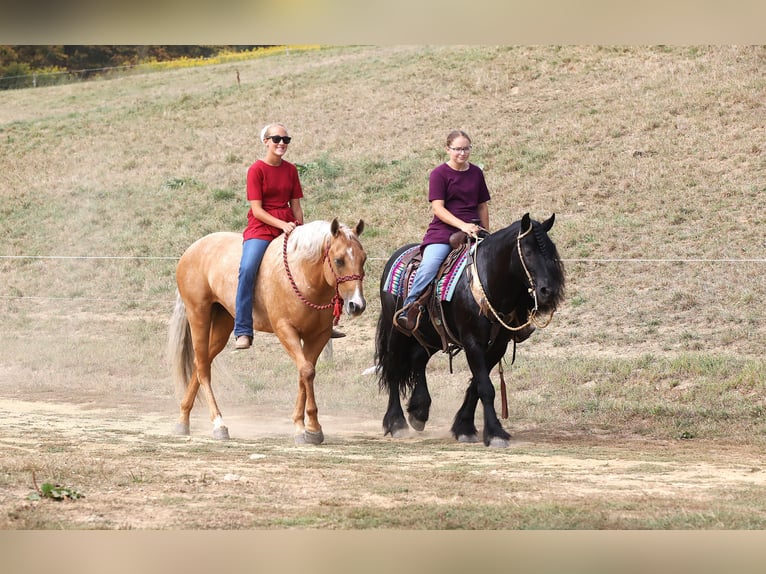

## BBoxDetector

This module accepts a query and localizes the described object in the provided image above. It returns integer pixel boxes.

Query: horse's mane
[484,217,566,304]
[532,222,557,260]
[287,220,356,263]
[489,218,561,262]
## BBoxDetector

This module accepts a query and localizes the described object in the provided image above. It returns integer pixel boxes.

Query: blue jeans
[402,243,451,307]
[234,238,270,337]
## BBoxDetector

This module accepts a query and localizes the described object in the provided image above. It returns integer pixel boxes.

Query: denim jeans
[234,238,270,337]
[402,242,451,307]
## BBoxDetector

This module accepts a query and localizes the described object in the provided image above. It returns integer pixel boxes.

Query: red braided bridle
[282,229,365,325]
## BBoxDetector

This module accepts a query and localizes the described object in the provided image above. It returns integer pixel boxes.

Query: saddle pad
[436,249,470,302]
[383,246,472,302]
[382,246,419,297]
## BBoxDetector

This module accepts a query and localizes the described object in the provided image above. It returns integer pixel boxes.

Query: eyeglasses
[448,146,472,153]
[266,135,292,144]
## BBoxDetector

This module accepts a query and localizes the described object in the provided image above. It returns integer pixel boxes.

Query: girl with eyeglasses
[233,123,303,350]
[395,130,491,333]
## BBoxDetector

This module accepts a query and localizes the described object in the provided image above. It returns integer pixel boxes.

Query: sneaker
[234,335,252,350]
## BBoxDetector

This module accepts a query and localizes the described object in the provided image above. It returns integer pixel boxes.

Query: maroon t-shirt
[243,159,303,241]
[421,162,490,247]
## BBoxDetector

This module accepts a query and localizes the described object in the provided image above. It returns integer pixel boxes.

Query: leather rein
[282,229,364,325]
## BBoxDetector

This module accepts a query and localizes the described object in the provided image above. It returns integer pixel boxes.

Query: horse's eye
[334,258,343,267]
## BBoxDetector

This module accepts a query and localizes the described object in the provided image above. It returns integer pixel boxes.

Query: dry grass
[1,45,765,529]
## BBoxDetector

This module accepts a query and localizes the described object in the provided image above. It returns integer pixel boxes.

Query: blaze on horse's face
[518,213,566,314]
[327,218,367,317]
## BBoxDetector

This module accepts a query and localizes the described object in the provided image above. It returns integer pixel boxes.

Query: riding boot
[394,301,424,335]
[331,328,346,339]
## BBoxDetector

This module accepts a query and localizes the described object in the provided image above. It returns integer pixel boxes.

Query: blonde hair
[261,123,289,142]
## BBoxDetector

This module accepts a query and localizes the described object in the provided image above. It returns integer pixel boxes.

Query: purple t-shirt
[421,162,491,247]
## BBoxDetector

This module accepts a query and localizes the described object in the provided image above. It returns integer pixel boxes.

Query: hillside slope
[1,45,764,356]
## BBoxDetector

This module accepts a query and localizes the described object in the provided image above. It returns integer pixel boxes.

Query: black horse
[375,213,565,447]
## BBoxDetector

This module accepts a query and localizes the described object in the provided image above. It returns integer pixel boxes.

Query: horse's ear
[355,220,364,237]
[330,218,340,236]
[542,213,555,232]
[521,213,531,232]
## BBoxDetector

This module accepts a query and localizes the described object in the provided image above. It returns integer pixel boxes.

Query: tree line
[0,45,265,89]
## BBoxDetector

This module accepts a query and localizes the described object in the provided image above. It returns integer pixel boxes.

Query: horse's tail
[375,294,419,398]
[167,291,194,400]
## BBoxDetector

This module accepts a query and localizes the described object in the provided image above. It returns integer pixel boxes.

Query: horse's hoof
[407,414,426,432]
[174,423,190,436]
[294,429,325,445]
[212,426,230,440]
[488,436,510,448]
[303,429,324,445]
[457,434,479,443]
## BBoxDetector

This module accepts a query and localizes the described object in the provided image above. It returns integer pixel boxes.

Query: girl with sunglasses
[395,130,491,333]
[233,123,303,350]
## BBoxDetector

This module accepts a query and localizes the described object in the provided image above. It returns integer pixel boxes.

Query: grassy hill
[1,45,764,443]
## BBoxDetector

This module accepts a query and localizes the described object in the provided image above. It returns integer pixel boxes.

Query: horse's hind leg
[176,372,199,435]
[183,304,233,439]
[381,338,426,438]
[204,307,234,438]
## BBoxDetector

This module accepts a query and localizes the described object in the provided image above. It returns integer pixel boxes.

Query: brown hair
[446,130,471,147]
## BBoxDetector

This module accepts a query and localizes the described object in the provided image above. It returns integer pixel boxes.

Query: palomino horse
[375,214,565,447]
[168,219,366,444]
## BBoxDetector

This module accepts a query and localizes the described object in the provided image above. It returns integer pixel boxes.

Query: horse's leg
[406,346,432,432]
[451,378,480,443]
[480,344,513,447]
[204,306,234,438]
[380,330,414,438]
[299,335,329,444]
[176,368,199,436]
[480,379,511,448]
[456,344,511,447]
[175,301,207,436]
[473,350,511,448]
[383,383,409,438]
[276,325,326,445]
[186,303,230,439]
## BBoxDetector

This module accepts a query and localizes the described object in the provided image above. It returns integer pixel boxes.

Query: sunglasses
[266,135,292,144]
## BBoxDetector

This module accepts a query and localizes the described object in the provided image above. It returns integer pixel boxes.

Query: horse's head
[516,213,566,314]
[325,218,367,317]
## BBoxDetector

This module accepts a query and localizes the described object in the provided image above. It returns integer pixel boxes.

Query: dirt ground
[2,370,766,530]
[1,263,764,529]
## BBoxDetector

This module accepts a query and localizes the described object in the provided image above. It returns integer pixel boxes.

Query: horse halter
[470,225,555,332]
[282,230,365,325]
[515,224,540,312]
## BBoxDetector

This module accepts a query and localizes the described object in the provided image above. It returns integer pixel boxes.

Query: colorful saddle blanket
[383,245,472,302]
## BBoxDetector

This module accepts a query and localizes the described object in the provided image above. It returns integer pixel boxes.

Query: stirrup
[394,302,423,334]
